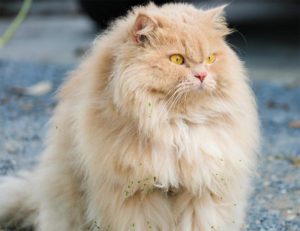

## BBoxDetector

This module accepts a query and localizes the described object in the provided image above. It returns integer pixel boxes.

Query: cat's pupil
[139,35,147,43]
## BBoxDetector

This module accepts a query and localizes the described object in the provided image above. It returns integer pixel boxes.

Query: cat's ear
[204,5,231,37]
[132,13,157,44]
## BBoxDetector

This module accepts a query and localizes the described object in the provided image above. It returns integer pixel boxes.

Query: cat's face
[111,4,242,117]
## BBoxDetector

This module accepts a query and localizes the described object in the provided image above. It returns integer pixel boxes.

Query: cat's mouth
[188,81,208,92]
[195,82,205,90]
[177,77,214,94]
[192,78,216,93]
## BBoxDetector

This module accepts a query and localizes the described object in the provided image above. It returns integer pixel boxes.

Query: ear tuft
[205,5,231,36]
[133,14,157,44]
[205,5,227,20]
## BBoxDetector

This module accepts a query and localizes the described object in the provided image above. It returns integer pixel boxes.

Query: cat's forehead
[159,13,212,61]
[166,28,209,62]
[135,3,224,61]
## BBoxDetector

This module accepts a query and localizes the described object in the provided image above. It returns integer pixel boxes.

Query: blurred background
[0,0,300,230]
[0,0,299,83]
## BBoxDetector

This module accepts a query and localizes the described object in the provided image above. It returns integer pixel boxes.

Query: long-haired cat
[0,3,259,231]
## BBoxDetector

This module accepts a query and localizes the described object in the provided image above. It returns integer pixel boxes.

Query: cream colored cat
[0,3,259,231]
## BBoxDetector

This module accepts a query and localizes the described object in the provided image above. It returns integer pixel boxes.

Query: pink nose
[194,72,207,82]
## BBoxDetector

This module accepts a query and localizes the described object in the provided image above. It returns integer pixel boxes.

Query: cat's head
[100,3,246,125]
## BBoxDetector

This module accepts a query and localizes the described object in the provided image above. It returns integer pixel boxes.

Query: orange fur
[0,3,259,231]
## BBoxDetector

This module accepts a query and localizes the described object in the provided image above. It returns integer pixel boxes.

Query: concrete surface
[0,15,94,65]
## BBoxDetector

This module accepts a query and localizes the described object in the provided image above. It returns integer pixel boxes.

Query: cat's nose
[194,72,207,82]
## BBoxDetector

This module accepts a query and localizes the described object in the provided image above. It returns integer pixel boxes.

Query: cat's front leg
[96,189,175,231]
[173,190,246,231]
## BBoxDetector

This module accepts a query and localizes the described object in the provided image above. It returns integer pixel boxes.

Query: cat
[0,3,259,231]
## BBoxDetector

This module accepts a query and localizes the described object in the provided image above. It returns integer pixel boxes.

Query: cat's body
[0,3,259,231]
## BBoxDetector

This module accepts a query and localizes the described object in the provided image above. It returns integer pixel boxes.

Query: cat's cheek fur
[198,74,217,92]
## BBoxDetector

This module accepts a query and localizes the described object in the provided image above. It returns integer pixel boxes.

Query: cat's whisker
[156,88,176,119]
[167,94,180,114]
[161,90,179,116]
[149,80,188,119]
[166,83,193,112]
[159,87,179,116]
[227,41,244,57]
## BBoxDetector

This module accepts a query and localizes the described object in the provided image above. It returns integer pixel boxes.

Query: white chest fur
[149,118,250,197]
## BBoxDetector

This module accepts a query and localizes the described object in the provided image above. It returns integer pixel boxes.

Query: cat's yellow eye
[169,54,184,65]
[206,54,216,64]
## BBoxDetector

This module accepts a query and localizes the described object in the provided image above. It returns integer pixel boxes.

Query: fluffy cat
[0,3,259,231]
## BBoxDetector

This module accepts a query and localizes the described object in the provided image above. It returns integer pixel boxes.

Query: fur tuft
[0,173,37,229]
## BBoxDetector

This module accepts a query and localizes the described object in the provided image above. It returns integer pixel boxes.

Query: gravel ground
[0,59,300,230]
